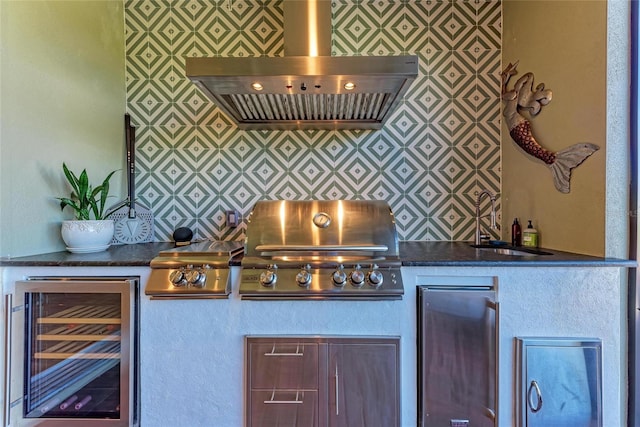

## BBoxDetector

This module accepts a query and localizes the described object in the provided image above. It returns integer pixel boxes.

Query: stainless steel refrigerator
[417,285,497,427]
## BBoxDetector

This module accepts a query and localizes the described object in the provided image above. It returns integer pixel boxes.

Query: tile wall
[125,0,502,242]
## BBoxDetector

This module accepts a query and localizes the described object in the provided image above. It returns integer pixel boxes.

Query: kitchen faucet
[475,190,498,245]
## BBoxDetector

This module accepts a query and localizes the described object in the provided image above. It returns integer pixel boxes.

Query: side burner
[146,240,243,299]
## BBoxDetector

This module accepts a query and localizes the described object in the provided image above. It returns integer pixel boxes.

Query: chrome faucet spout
[475,190,497,245]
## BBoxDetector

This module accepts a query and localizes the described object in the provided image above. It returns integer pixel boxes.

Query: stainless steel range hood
[185,0,419,131]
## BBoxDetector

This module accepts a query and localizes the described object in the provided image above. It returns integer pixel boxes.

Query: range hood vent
[185,1,418,131]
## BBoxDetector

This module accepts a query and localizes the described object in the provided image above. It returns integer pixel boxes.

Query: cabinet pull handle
[527,380,543,413]
[335,365,339,415]
[264,343,303,357]
[3,294,12,427]
[263,390,303,404]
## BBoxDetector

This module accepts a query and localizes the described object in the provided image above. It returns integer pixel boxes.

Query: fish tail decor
[501,61,599,193]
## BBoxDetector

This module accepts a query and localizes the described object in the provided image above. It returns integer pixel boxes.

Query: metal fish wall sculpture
[501,62,599,193]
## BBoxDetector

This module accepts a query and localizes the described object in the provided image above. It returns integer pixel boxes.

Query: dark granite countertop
[400,241,635,267]
[0,241,634,268]
[0,242,176,267]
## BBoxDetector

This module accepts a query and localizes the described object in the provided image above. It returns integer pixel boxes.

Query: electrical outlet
[226,210,239,227]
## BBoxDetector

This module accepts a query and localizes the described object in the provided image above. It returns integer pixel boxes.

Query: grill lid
[243,200,399,259]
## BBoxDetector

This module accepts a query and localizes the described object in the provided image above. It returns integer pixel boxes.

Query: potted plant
[56,162,118,253]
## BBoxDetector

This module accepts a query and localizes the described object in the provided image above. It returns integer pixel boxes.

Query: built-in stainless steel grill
[146,240,244,299]
[239,200,404,300]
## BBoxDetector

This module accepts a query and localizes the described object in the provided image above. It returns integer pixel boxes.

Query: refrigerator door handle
[527,380,543,413]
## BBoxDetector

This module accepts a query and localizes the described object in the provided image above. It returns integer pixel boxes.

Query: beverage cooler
[3,277,139,427]
[417,284,497,427]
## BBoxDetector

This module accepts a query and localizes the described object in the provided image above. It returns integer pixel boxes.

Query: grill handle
[255,244,388,252]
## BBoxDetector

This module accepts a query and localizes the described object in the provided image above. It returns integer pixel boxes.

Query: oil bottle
[511,218,521,246]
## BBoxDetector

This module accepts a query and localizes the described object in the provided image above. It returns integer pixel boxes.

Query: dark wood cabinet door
[328,339,400,427]
[249,390,319,427]
[247,338,321,427]
[249,341,319,389]
[246,336,399,427]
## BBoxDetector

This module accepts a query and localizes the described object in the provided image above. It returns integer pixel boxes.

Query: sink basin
[477,247,541,256]
[470,244,553,256]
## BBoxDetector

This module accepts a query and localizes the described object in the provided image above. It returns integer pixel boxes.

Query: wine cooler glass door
[6,278,137,427]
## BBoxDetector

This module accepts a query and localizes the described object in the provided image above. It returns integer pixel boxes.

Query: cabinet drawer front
[249,390,319,427]
[249,342,319,389]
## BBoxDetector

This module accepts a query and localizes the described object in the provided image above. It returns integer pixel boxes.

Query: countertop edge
[0,241,635,268]
[401,260,636,268]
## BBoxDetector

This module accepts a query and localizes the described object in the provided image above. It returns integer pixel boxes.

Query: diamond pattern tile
[125,0,502,242]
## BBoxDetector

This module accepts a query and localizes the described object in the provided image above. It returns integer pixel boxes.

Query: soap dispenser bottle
[523,220,538,247]
[511,218,521,246]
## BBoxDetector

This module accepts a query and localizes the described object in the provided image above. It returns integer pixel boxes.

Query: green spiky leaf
[56,163,119,220]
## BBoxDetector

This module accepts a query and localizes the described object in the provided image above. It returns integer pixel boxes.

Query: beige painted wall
[502,1,607,256]
[0,1,126,257]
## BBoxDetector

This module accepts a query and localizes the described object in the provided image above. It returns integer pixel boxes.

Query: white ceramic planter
[61,220,115,253]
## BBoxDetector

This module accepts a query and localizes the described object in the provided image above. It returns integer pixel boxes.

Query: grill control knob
[349,264,365,287]
[296,264,312,287]
[332,264,347,287]
[186,269,206,288]
[169,269,187,287]
[260,265,278,287]
[367,264,383,287]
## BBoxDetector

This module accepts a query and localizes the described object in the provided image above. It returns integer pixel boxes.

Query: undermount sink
[470,244,553,256]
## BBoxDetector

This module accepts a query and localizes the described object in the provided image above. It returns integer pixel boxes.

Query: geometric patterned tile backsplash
[125,0,502,242]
